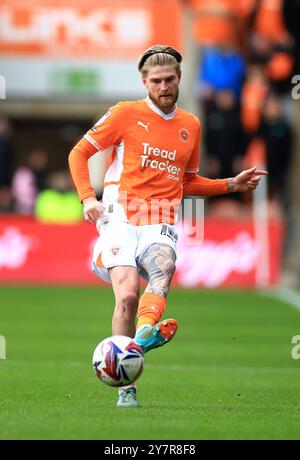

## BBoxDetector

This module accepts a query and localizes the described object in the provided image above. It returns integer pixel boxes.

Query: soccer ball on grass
[92,335,144,387]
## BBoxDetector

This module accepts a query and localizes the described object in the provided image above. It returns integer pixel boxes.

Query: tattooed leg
[135,243,178,351]
[139,243,176,297]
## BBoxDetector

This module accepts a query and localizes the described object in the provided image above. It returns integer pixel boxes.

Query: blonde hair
[138,45,182,76]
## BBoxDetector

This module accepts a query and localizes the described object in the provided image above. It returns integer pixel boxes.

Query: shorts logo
[161,224,178,243]
[179,128,190,143]
[110,244,121,256]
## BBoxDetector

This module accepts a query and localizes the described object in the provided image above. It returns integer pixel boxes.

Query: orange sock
[136,292,166,330]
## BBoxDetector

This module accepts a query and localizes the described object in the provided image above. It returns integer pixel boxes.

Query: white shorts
[92,221,178,283]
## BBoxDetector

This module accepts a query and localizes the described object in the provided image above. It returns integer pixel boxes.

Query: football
[92,335,144,387]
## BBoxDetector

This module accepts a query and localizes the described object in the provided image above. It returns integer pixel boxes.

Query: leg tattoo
[139,243,176,297]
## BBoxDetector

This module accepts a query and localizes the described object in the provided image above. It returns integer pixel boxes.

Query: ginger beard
[148,87,179,113]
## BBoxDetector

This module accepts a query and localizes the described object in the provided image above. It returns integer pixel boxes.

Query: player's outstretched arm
[183,167,268,196]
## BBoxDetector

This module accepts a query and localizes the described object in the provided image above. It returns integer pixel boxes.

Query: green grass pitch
[0,285,299,440]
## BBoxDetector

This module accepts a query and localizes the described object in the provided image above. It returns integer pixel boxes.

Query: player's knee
[117,292,139,320]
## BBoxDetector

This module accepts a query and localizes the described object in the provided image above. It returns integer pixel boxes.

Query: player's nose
[160,81,168,91]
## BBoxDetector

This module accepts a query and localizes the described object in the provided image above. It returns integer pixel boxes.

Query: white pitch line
[261,286,300,313]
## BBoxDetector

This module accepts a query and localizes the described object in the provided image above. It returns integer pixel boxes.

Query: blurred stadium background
[1,0,300,440]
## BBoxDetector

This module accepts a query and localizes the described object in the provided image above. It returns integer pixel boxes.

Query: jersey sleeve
[68,138,98,202]
[84,102,126,151]
[183,173,229,196]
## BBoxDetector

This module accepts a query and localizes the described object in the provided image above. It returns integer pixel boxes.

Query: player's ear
[141,75,148,89]
[177,70,182,84]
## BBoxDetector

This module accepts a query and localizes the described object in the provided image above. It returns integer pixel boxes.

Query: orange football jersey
[69,98,228,224]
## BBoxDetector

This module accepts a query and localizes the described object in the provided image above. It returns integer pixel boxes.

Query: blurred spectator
[241,63,269,135]
[249,32,273,64]
[198,45,246,101]
[249,0,294,93]
[283,0,300,71]
[11,148,48,214]
[259,93,293,206]
[205,90,246,180]
[188,0,257,49]
[35,171,82,223]
[266,50,294,85]
[253,0,291,44]
[0,186,14,213]
[0,118,12,187]
[249,33,294,93]
[0,118,14,212]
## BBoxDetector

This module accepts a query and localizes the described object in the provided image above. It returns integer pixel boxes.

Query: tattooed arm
[139,243,176,297]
